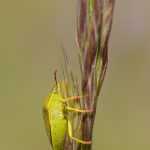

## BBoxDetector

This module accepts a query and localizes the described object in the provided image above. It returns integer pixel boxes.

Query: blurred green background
[0,0,150,150]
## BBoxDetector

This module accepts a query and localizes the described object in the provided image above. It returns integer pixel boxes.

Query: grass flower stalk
[61,0,115,149]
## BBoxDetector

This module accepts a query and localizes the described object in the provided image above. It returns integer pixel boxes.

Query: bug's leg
[61,96,86,102]
[61,81,88,102]
[66,106,93,113]
[67,119,91,144]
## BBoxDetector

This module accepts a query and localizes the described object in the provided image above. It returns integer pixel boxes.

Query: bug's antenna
[54,70,58,86]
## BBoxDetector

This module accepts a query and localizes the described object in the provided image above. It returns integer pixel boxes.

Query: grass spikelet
[62,0,115,149]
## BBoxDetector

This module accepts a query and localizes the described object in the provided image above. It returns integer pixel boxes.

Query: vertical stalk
[76,0,115,149]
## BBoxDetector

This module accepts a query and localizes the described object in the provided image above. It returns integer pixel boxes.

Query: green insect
[42,72,92,150]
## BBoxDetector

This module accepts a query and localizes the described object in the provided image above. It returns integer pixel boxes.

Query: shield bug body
[42,74,92,150]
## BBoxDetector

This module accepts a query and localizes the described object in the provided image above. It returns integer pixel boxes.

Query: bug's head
[53,83,61,94]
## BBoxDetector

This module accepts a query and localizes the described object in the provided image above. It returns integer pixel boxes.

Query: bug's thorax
[48,83,66,121]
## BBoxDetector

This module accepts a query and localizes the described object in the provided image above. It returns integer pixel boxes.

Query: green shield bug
[42,71,92,150]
